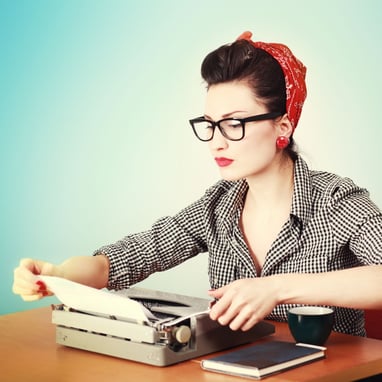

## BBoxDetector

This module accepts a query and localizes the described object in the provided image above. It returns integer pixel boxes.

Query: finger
[207,285,228,299]
[14,267,38,283]
[13,259,56,301]
[15,283,48,301]
[225,308,252,331]
[19,258,42,274]
[240,316,260,332]
[228,308,261,331]
[19,258,53,276]
[215,302,244,326]
[12,282,40,296]
[210,290,253,326]
[14,259,50,287]
[13,269,39,294]
[13,271,49,296]
[21,293,44,302]
[209,295,231,321]
[15,285,53,301]
[209,281,245,321]
[14,278,51,294]
[35,281,53,296]
[209,290,243,323]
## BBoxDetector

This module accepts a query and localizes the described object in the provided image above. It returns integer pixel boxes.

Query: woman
[13,31,382,336]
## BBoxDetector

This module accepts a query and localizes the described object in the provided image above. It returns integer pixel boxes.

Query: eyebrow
[204,111,248,120]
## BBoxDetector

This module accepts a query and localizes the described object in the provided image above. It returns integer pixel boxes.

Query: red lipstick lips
[215,157,234,167]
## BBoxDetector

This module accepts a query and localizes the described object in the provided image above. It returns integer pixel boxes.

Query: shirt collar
[217,156,313,228]
[214,179,247,232]
[290,156,313,226]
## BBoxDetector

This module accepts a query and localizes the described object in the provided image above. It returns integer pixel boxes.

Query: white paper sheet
[38,275,156,323]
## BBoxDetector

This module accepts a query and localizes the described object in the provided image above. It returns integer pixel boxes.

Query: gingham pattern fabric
[95,156,382,336]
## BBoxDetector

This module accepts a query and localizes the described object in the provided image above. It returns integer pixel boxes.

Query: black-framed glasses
[189,112,283,142]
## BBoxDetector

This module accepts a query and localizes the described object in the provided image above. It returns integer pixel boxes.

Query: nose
[208,127,228,151]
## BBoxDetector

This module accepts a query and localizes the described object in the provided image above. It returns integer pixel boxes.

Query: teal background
[1,0,381,315]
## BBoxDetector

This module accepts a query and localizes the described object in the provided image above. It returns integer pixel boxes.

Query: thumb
[20,258,56,276]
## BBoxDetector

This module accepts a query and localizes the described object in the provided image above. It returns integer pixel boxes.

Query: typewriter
[50,287,275,366]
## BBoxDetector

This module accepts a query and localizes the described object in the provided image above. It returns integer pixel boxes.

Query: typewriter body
[51,287,275,366]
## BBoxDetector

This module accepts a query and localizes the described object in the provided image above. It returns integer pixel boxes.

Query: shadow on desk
[356,375,382,382]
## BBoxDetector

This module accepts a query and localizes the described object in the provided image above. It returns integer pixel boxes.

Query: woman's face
[204,81,282,181]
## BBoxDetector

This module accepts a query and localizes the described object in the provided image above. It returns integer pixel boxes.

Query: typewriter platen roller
[51,288,275,366]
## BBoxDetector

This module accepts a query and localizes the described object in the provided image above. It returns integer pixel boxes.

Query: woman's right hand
[12,258,57,301]
[13,255,110,301]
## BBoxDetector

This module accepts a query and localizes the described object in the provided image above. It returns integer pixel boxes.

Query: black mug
[288,306,334,346]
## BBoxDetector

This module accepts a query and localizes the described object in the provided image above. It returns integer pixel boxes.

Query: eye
[202,121,214,129]
[222,119,242,129]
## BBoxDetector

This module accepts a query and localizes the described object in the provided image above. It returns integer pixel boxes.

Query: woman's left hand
[208,277,280,331]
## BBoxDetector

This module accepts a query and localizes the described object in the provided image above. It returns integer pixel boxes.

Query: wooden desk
[1,306,382,382]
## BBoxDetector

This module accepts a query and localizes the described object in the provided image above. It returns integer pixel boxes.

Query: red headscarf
[237,31,307,130]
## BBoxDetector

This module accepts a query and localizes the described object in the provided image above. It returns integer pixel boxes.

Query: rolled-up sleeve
[328,178,382,265]
[94,198,208,290]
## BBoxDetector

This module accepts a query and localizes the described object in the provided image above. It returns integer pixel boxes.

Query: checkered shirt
[95,156,382,336]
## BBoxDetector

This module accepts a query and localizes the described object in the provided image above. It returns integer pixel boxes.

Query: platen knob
[173,325,191,344]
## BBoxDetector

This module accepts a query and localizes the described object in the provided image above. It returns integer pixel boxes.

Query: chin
[219,170,243,182]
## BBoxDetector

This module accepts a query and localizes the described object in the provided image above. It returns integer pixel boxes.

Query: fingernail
[36,280,47,291]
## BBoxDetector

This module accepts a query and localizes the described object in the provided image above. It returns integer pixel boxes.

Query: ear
[275,113,294,138]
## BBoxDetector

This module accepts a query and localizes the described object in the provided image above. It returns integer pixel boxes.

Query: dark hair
[201,39,298,160]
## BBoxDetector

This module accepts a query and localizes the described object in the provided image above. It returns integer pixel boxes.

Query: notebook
[201,340,326,379]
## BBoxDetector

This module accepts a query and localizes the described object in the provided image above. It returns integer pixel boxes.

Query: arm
[208,265,382,331]
[279,264,382,309]
[12,181,226,301]
[13,194,211,301]
[12,255,109,301]
[13,198,209,301]
[209,178,382,331]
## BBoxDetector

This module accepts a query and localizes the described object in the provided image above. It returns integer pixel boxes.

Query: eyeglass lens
[193,119,244,141]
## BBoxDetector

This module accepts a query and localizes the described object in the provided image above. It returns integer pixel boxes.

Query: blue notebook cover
[201,340,326,379]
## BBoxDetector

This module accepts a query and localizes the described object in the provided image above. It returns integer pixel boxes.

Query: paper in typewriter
[38,275,157,323]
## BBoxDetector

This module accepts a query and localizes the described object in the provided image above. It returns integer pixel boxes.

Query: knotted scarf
[237,31,307,130]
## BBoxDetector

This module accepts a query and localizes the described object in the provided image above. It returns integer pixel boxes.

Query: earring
[276,136,290,149]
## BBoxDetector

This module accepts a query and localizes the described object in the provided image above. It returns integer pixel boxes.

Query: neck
[245,155,294,208]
